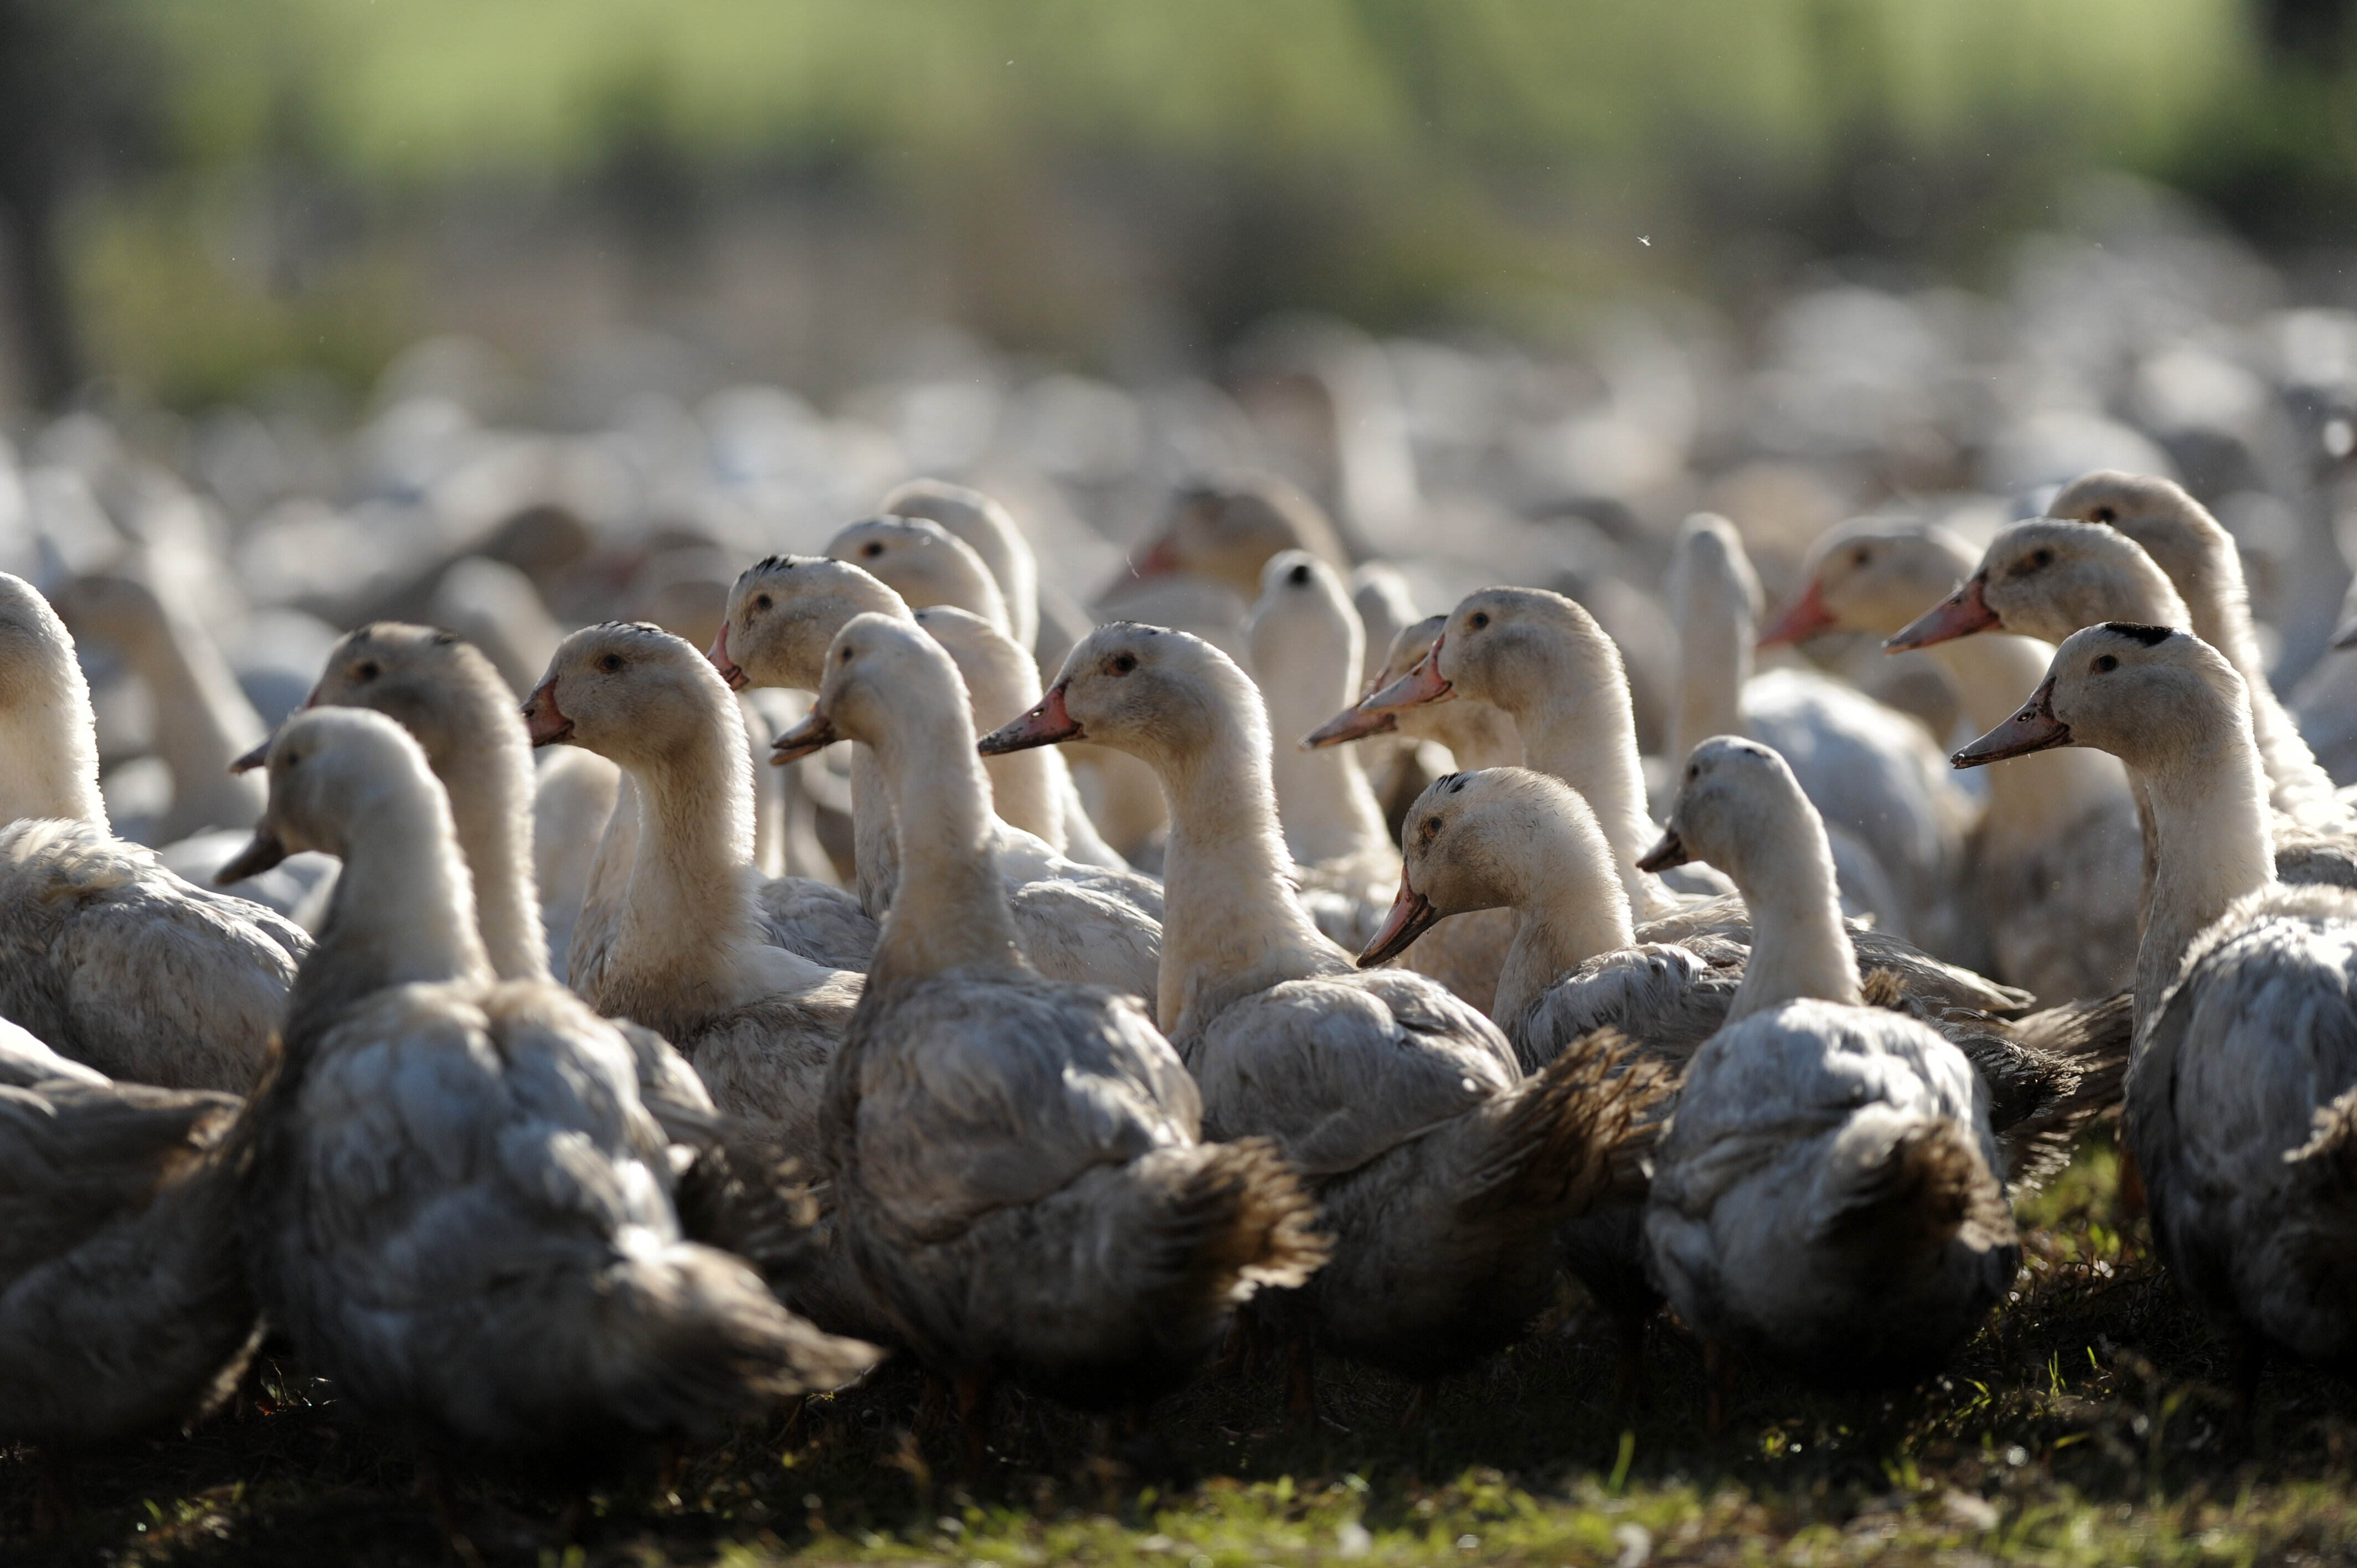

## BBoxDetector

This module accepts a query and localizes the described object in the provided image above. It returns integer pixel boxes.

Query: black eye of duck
[1468,611,1490,630]
[1109,652,1138,675]
[841,646,855,663]
[1288,563,1313,587]
[1851,547,1871,568]
[753,594,772,611]
[355,661,380,682]
[598,653,624,673]
[1422,816,1442,839]
[2093,653,2118,673]
[862,542,884,559]
[2092,506,2116,523]
[2027,549,2054,571]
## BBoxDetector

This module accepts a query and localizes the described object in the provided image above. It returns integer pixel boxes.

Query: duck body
[1645,998,2016,1385]
[234,708,876,1473]
[795,613,1321,1407]
[0,1020,260,1447]
[2132,882,2357,1370]
[0,818,304,1091]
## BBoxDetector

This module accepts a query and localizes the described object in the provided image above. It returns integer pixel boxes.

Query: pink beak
[769,706,838,765]
[1355,635,1456,715]
[522,679,574,747]
[1130,534,1181,579]
[1759,580,1840,648]
[708,621,747,690]
[1952,677,2070,767]
[1356,869,1440,968]
[978,683,1083,754]
[1885,574,1999,652]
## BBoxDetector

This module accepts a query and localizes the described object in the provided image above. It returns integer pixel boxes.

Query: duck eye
[1851,548,1871,568]
[1421,815,1442,840]
[2027,549,2054,570]
[1468,611,1490,630]
[354,661,380,682]
[862,542,884,559]
[2094,653,2118,673]
[1686,763,1700,781]
[753,594,772,611]
[598,653,624,673]
[2092,506,2116,523]
[841,646,855,663]
[1109,652,1138,675]
[1288,563,1312,587]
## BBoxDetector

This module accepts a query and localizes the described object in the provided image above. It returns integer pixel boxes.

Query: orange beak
[1952,677,2069,766]
[708,621,748,690]
[978,683,1083,754]
[1356,869,1441,968]
[1885,574,1999,652]
[522,679,574,747]
[1758,580,1839,648]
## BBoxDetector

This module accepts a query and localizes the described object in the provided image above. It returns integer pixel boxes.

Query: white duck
[524,621,865,1152]
[773,613,1324,1451]
[979,623,1668,1405]
[1764,519,2143,1000]
[708,554,1164,1007]
[1367,764,2130,1177]
[1665,514,1973,952]
[223,706,877,1483]
[1246,550,1400,949]
[827,513,1126,869]
[879,477,1040,653]
[0,572,303,1091]
[1334,587,2032,1015]
[1888,511,2357,886]
[1306,613,1524,1013]
[1954,622,2357,1381]
[0,1017,259,1495]
[1638,737,2018,1396]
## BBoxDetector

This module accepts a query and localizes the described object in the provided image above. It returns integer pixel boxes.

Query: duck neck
[429,724,551,983]
[1153,705,1352,1041]
[1414,700,1522,771]
[1923,634,2124,850]
[1491,821,1637,1026]
[980,745,1064,849]
[1267,706,1392,870]
[2129,723,2277,1028]
[128,600,265,795]
[0,665,107,828]
[1497,656,1668,920]
[1670,591,1749,766]
[298,783,491,1023]
[606,696,768,1003]
[1720,803,1861,1021]
[864,700,1025,988]
[851,744,901,917]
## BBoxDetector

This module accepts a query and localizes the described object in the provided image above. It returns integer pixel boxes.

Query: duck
[0,1017,260,1497]
[1665,514,1974,953]
[1332,586,2031,1017]
[827,514,1127,869]
[1636,736,2018,1396]
[771,612,1325,1453]
[1125,475,1351,601]
[979,622,1669,1406]
[707,554,1164,1007]
[1365,765,2129,1184]
[1887,510,2357,886]
[531,746,621,986]
[1245,551,1401,950]
[1954,622,2357,1381]
[0,572,304,1091]
[52,562,269,845]
[909,603,1080,850]
[222,706,878,1484]
[879,477,1040,653]
[523,621,865,1152]
[1305,613,1523,1013]
[1763,519,2143,1000]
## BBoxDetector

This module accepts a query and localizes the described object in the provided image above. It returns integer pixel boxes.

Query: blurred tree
[0,0,158,406]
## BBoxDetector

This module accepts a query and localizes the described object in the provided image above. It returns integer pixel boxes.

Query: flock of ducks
[5,407,2357,1545]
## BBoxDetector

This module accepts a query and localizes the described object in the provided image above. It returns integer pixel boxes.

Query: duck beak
[1357,636,1456,714]
[1128,533,1181,580]
[1885,574,1998,651]
[522,679,574,747]
[1356,870,1441,968]
[769,708,838,765]
[228,734,272,774]
[708,621,748,690]
[215,826,290,885]
[1953,677,2069,767]
[1758,580,1839,648]
[2334,614,2357,652]
[1303,700,1398,750]
[1636,827,1689,873]
[978,684,1082,754]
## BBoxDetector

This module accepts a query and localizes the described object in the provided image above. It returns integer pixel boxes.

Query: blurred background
[16,0,2357,862]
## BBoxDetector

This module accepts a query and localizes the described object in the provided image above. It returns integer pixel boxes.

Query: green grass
[6,1127,2355,1566]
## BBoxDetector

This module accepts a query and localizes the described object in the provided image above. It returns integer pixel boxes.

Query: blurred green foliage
[29,1,2357,406]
